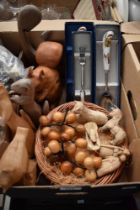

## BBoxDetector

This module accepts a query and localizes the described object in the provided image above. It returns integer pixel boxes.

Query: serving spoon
[100,31,117,111]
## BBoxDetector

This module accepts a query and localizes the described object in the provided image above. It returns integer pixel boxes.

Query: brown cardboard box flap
[0,20,118,33]
[127,139,140,182]
[122,39,140,138]
[121,21,140,35]
[122,35,140,72]
[121,84,138,142]
[122,34,140,46]
[110,6,123,24]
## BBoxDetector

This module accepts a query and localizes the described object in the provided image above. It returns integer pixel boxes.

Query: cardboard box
[0,19,140,204]
[121,22,140,137]
[0,20,140,191]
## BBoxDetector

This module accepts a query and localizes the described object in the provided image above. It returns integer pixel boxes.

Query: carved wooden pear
[0,127,29,191]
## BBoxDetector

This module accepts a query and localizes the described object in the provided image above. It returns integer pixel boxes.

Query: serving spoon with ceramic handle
[100,30,117,110]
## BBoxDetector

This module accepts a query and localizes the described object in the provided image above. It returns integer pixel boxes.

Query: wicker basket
[35,101,126,185]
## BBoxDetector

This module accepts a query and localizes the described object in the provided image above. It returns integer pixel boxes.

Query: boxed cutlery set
[65,21,121,109]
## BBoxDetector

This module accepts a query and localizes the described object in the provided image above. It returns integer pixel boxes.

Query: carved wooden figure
[0,127,29,191]
[10,78,42,127]
[28,66,62,103]
[0,84,35,156]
